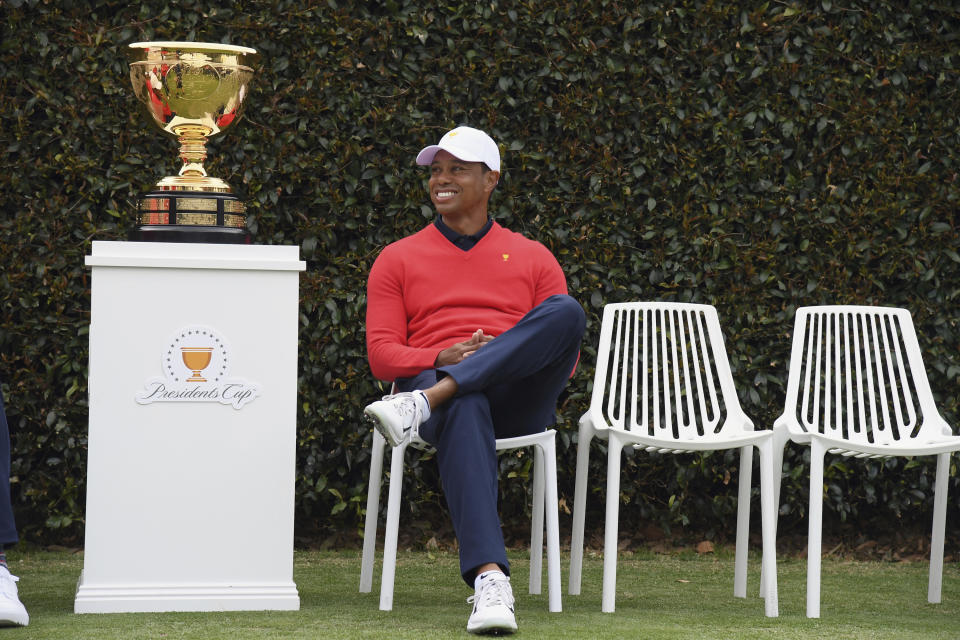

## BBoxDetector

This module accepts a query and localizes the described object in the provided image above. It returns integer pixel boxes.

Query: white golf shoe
[467,572,516,635]
[0,566,28,627]
[363,392,425,447]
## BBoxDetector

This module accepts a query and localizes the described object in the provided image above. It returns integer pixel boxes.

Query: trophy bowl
[181,346,214,382]
[128,41,259,243]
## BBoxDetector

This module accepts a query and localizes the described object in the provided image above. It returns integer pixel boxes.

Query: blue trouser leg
[398,294,586,584]
[433,391,503,581]
[0,387,18,546]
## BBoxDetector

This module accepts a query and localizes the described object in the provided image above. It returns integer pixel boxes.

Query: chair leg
[569,419,595,596]
[761,427,790,598]
[529,444,545,596]
[770,428,789,519]
[379,441,408,611]
[758,438,779,617]
[806,438,826,618]
[542,435,562,612]
[360,430,386,593]
[734,444,752,599]
[928,451,950,604]
[601,431,624,613]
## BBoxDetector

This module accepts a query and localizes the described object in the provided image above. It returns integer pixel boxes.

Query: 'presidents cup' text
[136,379,260,409]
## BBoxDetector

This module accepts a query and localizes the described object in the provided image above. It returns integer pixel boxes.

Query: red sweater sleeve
[532,243,569,305]
[365,245,440,381]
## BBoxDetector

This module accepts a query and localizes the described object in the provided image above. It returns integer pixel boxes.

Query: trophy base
[129,225,251,244]
[132,189,251,244]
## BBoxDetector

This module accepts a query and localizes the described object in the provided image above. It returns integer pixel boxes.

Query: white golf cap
[415,126,501,172]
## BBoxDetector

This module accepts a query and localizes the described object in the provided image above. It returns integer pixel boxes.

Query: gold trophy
[128,41,258,243]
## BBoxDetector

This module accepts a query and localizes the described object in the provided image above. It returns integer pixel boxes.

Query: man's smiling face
[428,149,499,219]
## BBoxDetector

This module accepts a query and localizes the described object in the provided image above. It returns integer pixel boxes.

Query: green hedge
[2,0,959,548]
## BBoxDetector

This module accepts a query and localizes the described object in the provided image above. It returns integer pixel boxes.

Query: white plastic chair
[359,393,562,613]
[772,305,960,618]
[568,302,779,616]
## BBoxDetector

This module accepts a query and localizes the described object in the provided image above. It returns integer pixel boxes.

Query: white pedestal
[75,241,305,613]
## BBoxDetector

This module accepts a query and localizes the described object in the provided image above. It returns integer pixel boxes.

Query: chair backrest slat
[590,302,749,440]
[785,305,941,444]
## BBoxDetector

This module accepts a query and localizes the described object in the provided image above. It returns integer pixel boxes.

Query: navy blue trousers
[397,294,585,584]
[0,388,18,546]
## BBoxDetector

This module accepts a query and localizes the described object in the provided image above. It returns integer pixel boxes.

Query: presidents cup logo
[135,325,260,409]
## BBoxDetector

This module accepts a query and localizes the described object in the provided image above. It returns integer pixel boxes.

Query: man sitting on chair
[363,125,585,635]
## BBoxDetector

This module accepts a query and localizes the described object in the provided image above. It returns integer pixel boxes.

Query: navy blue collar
[434,217,493,251]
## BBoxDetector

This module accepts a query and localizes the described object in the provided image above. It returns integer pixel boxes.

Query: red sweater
[366,221,569,381]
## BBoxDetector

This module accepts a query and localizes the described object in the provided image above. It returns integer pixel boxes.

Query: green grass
[7,547,959,639]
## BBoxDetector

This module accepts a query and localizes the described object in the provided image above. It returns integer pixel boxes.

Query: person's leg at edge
[0,387,28,627]
[0,389,18,548]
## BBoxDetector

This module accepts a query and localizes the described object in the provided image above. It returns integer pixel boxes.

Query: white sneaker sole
[363,404,404,447]
[0,610,28,627]
[467,613,517,635]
